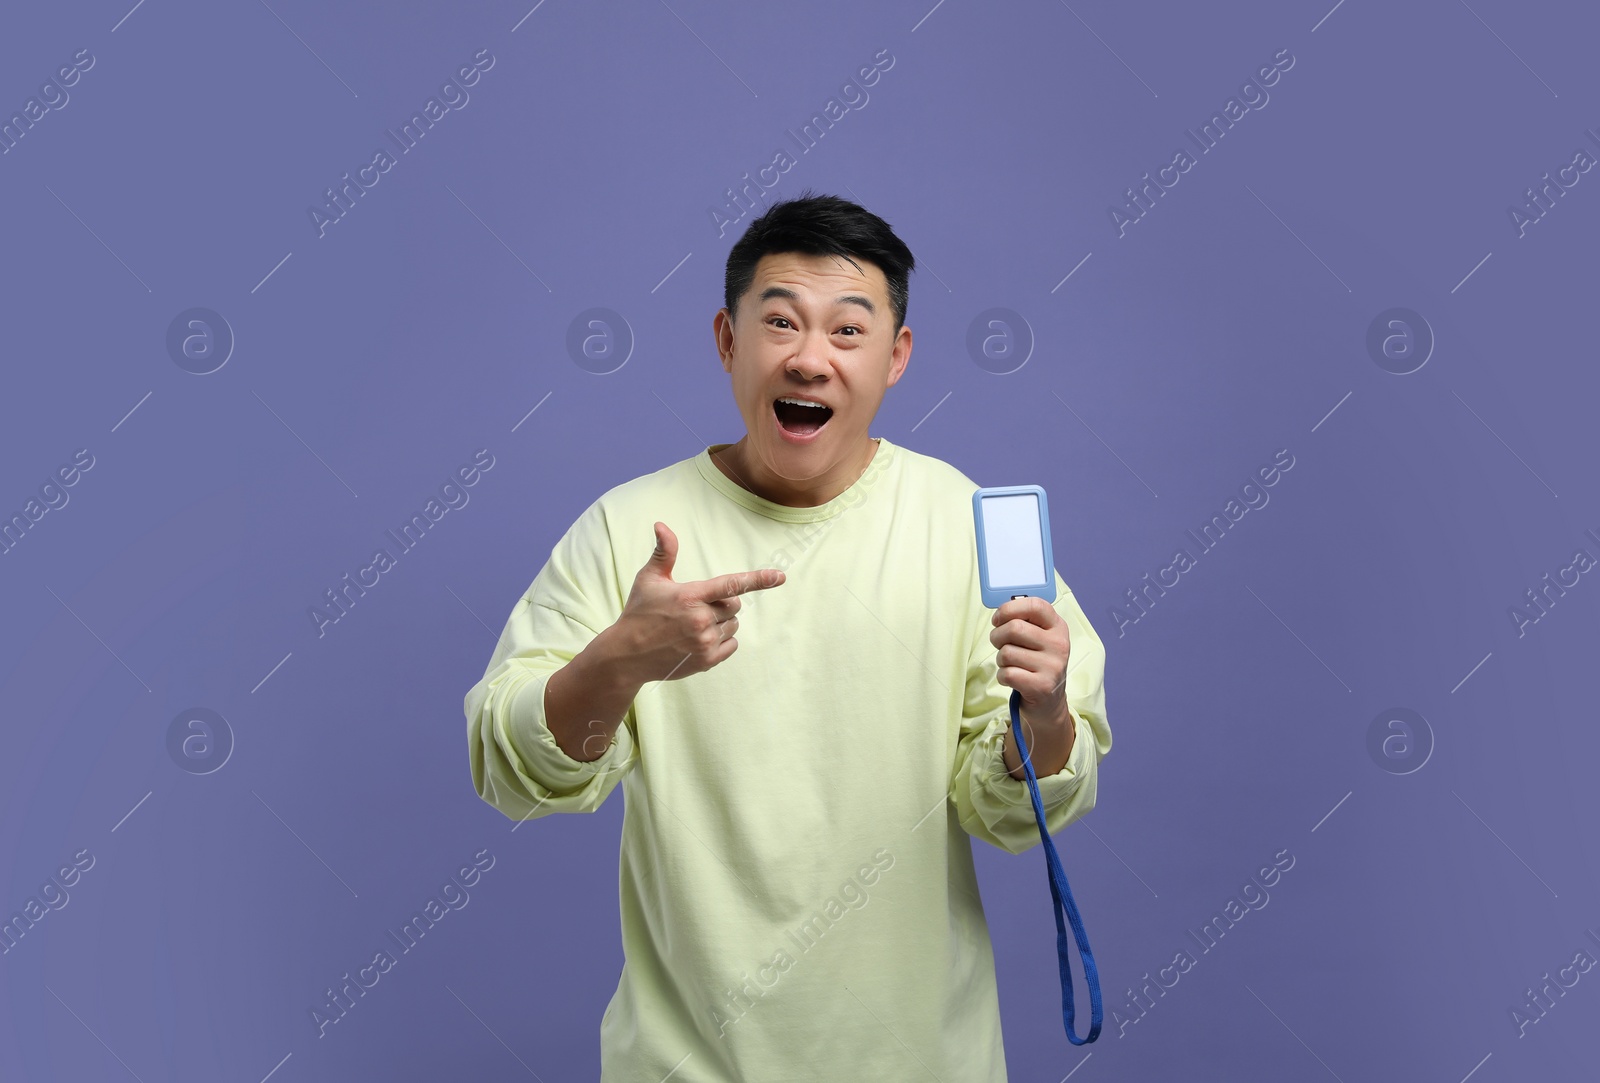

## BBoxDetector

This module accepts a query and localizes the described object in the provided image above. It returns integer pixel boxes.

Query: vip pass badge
[972,484,1103,1044]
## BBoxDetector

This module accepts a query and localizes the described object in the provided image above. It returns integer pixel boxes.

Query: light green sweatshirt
[464,435,1111,1081]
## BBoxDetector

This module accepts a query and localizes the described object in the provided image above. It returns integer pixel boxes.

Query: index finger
[691,568,786,602]
[992,595,1056,627]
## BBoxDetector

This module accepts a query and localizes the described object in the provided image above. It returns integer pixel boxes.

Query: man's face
[713,250,911,486]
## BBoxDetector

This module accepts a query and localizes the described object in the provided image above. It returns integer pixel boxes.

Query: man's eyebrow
[758,286,877,317]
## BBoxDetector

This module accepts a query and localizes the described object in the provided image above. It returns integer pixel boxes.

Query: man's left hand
[991,596,1074,779]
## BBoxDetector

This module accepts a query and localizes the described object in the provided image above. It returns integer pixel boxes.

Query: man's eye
[768,317,792,329]
[838,326,861,336]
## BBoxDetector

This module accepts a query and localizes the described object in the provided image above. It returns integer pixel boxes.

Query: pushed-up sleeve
[949,570,1111,855]
[464,501,638,824]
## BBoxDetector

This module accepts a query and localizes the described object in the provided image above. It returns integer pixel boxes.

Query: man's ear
[885,323,912,388]
[714,308,735,373]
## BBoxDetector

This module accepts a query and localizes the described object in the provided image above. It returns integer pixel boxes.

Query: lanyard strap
[1008,688,1103,1044]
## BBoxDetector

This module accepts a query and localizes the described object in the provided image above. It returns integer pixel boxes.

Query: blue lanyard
[1008,688,1103,1044]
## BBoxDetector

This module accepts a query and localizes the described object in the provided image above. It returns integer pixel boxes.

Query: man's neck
[710,436,879,508]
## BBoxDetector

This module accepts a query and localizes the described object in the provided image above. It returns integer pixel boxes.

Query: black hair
[724,189,916,334]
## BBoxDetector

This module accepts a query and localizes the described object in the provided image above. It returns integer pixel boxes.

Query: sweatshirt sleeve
[949,570,1112,856]
[464,500,639,824]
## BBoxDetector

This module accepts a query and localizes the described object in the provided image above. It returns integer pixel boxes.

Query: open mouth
[773,397,834,437]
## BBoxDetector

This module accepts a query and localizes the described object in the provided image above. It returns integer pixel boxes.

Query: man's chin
[760,426,869,479]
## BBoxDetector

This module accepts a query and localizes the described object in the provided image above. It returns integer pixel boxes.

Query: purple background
[3,1,1598,1079]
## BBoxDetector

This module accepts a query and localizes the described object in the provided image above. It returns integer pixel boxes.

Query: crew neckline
[694,437,898,523]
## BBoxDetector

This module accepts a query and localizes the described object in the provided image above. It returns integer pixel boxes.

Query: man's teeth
[778,399,828,409]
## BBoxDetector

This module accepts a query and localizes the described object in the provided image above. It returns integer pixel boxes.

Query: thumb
[646,521,677,579]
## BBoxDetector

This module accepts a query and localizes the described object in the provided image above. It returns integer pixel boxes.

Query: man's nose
[787,333,832,378]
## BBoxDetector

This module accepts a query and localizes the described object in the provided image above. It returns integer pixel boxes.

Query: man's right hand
[612,521,785,684]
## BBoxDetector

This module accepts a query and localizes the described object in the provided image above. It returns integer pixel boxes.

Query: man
[464,191,1111,1081]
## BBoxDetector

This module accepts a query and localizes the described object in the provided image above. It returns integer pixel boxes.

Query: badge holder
[973,485,1102,1045]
